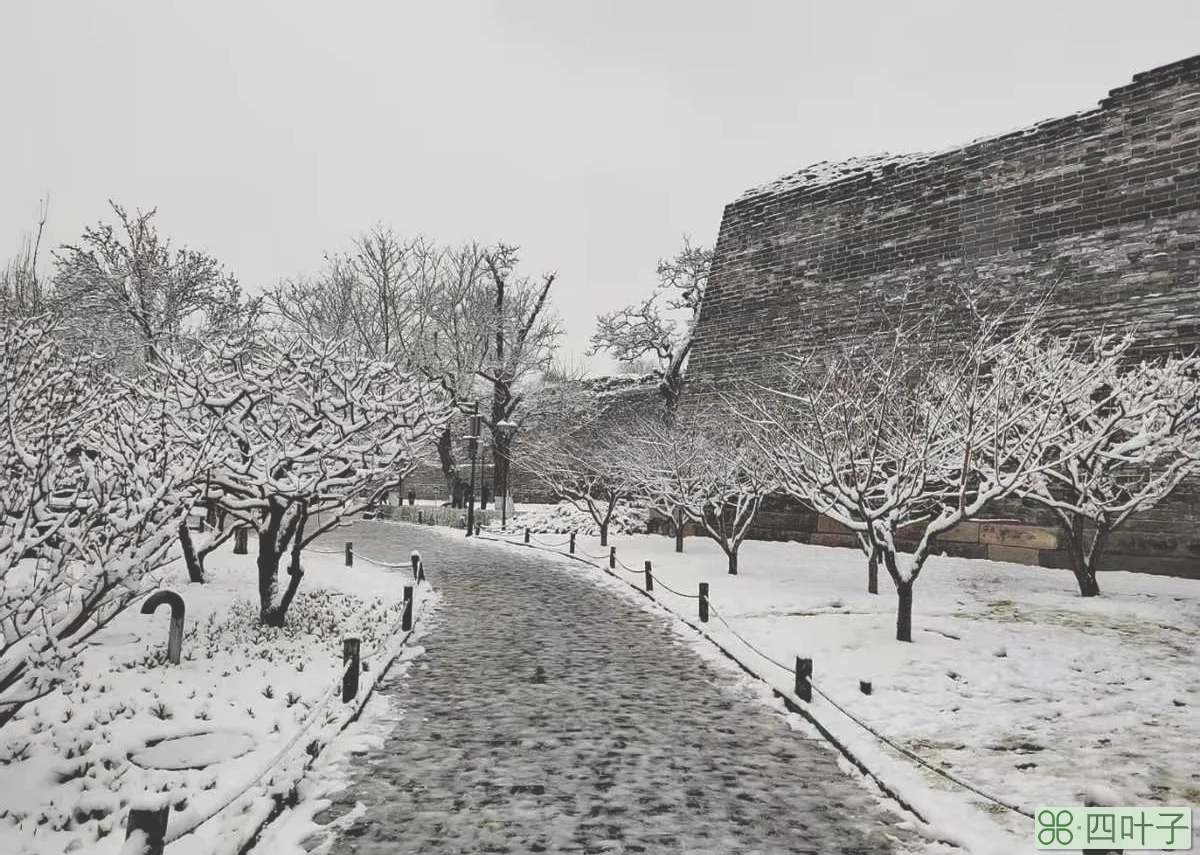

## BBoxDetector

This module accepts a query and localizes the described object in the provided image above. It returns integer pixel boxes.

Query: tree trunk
[179,521,204,584]
[727,549,738,575]
[436,424,467,502]
[867,547,879,595]
[265,514,308,627]
[1064,516,1104,598]
[1074,568,1101,598]
[895,578,914,643]
[600,522,609,547]
[257,542,281,624]
[674,510,684,553]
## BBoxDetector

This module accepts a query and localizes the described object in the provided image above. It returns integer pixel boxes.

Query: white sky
[2,1,1198,373]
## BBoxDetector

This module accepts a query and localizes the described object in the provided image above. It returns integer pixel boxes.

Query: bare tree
[589,235,712,412]
[632,409,772,573]
[158,333,449,625]
[0,317,199,728]
[519,406,641,547]
[738,313,1112,642]
[1013,336,1200,596]
[269,233,562,503]
[51,201,258,371]
[0,199,53,320]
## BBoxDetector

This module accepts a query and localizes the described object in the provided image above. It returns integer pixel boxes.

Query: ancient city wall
[688,55,1200,577]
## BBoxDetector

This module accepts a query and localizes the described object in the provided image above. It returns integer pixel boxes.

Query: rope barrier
[530,535,573,549]
[649,575,701,599]
[706,604,795,673]
[353,550,411,570]
[806,679,1033,818]
[162,570,431,846]
[611,558,644,577]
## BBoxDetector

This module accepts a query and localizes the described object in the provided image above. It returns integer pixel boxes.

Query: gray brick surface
[309,522,921,854]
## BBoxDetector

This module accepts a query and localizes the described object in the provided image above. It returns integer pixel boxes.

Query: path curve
[307,521,923,854]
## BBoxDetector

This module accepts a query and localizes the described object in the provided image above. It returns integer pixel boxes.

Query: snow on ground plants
[0,533,433,855]
[490,500,650,537]
[502,525,1199,854]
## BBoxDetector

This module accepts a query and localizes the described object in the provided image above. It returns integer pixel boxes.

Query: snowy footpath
[476,523,1200,854]
[275,521,923,854]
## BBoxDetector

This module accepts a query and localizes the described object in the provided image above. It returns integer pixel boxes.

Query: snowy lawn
[501,526,1199,854]
[0,534,432,855]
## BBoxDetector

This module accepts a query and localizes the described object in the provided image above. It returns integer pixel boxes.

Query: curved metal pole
[140,591,185,665]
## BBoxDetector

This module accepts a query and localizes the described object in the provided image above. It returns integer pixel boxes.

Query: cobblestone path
[307,522,922,854]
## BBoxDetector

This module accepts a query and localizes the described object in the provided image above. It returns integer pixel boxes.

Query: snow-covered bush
[628,409,773,574]
[505,500,650,537]
[0,318,197,729]
[154,333,450,625]
[1012,335,1200,596]
[739,312,1114,643]
[517,408,644,546]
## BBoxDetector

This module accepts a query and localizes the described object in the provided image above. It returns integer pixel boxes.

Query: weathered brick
[688,54,1200,578]
[986,545,1042,566]
[979,523,1061,551]
[816,515,856,535]
[808,533,860,551]
[935,521,981,543]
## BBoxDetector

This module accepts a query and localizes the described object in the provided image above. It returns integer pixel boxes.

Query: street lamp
[495,419,518,529]
[465,404,482,537]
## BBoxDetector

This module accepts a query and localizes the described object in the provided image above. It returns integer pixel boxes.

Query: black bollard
[125,806,169,855]
[609,546,616,569]
[402,586,414,632]
[345,542,353,567]
[342,639,360,702]
[795,657,813,703]
[233,526,249,555]
[699,582,709,622]
[644,560,654,592]
[569,532,576,554]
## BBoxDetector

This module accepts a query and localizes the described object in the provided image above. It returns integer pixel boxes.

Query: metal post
[402,586,413,632]
[466,405,480,538]
[345,542,353,566]
[524,527,530,544]
[140,591,185,666]
[644,560,653,592]
[570,532,576,554]
[609,546,616,569]
[699,582,709,622]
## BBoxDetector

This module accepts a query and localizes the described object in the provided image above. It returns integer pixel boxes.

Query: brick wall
[688,54,1200,578]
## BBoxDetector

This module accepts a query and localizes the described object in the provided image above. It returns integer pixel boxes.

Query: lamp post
[465,404,482,537]
[495,419,518,529]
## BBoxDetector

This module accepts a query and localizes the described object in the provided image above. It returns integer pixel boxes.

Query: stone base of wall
[734,492,1200,581]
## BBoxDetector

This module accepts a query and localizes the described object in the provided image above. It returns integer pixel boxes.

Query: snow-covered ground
[493,522,1199,854]
[0,536,433,855]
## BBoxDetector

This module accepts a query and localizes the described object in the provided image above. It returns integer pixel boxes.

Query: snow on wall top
[736,53,1200,205]
[735,151,930,202]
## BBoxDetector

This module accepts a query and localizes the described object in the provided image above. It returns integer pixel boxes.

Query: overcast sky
[3,1,1198,373]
